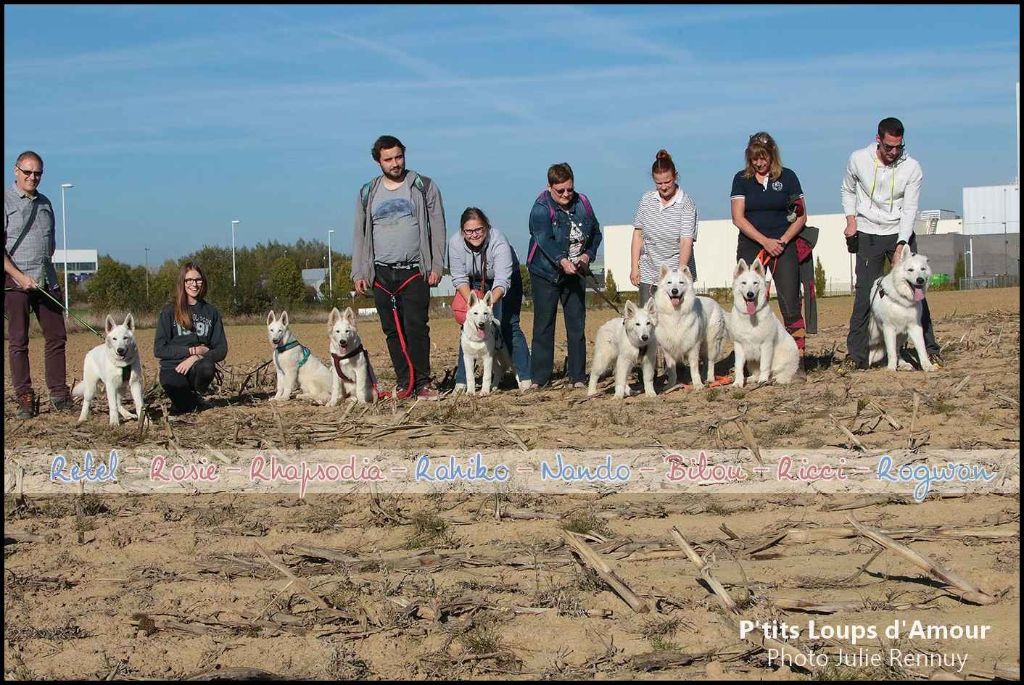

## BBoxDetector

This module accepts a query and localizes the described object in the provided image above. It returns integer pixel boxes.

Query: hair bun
[655,149,671,161]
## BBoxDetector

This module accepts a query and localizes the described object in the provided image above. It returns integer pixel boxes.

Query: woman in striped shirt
[630,149,699,305]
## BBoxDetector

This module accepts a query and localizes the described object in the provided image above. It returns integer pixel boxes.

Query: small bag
[452,287,484,326]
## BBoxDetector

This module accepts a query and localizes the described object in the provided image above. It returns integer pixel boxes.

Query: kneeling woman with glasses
[448,207,531,392]
[153,261,228,414]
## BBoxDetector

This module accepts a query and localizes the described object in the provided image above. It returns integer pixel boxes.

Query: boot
[16,390,37,419]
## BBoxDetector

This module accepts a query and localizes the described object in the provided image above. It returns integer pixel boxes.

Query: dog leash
[330,344,380,396]
[5,285,103,337]
[576,263,621,315]
[373,272,422,400]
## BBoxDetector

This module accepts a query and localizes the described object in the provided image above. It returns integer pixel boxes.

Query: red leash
[373,272,422,400]
[754,248,777,300]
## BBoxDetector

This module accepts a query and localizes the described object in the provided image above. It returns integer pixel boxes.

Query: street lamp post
[144,247,150,300]
[60,183,73,317]
[231,220,239,287]
[327,229,335,298]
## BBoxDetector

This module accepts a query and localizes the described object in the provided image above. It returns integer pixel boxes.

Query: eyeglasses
[462,227,486,236]
[184,278,204,285]
[749,134,771,145]
[551,186,574,196]
[880,142,905,153]
[17,167,42,178]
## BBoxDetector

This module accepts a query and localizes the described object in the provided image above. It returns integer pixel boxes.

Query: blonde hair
[742,131,783,180]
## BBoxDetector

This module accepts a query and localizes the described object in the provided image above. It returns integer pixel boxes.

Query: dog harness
[274,339,311,373]
[330,344,380,395]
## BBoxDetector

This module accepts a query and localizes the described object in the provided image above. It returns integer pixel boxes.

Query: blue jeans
[529,273,586,386]
[455,271,531,386]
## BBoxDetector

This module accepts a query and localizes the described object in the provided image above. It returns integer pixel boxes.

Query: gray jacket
[447,227,519,294]
[4,183,57,288]
[352,171,446,283]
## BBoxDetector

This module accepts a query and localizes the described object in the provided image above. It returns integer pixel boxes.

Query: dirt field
[4,288,1020,680]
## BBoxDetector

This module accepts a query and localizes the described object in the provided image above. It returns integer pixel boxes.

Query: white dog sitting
[73,313,145,425]
[588,299,658,398]
[327,307,377,404]
[461,291,515,395]
[654,265,728,389]
[867,251,935,372]
[266,309,333,403]
[726,259,800,387]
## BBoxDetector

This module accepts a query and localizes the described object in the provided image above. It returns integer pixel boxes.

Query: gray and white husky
[73,313,145,425]
[327,306,375,404]
[654,265,728,389]
[588,298,658,398]
[725,259,799,387]
[266,309,332,403]
[461,291,515,395]
[867,251,935,371]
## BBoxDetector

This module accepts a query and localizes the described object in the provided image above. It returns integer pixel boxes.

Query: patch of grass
[404,511,457,549]
[769,418,804,437]
[705,388,720,402]
[533,579,588,618]
[323,645,372,679]
[649,635,681,652]
[928,398,958,417]
[639,616,682,639]
[560,509,610,537]
[729,388,745,400]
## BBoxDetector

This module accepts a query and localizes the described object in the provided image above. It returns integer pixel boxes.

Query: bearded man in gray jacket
[352,135,446,399]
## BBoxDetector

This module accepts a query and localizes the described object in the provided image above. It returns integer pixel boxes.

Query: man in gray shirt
[352,135,446,400]
[4,151,72,418]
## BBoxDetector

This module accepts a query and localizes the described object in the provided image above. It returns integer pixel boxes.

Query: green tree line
[76,239,362,316]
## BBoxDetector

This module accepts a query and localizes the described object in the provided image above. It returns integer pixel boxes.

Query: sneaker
[454,383,467,393]
[15,391,37,419]
[50,392,74,411]
[518,380,533,391]
[414,386,440,401]
[572,381,587,389]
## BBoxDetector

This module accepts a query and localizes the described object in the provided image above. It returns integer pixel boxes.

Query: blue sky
[4,4,1020,267]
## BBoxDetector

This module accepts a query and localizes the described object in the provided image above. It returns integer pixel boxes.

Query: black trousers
[160,356,216,412]
[372,264,431,392]
[846,232,939,364]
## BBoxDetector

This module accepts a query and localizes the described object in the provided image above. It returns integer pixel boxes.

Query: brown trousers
[4,276,68,398]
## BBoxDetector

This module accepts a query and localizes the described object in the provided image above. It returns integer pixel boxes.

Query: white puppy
[461,291,514,395]
[588,299,658,398]
[654,265,728,389]
[266,309,333,403]
[726,259,799,387]
[327,307,376,404]
[73,313,145,425]
[867,251,935,371]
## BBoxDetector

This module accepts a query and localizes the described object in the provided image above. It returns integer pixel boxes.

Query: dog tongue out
[745,300,757,315]
[475,326,486,340]
[913,286,925,302]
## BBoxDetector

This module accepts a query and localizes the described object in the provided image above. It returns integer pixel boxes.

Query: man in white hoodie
[841,117,939,370]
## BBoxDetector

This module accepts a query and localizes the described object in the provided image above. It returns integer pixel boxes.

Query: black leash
[576,263,621,315]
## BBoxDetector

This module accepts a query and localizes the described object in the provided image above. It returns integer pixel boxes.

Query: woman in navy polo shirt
[730,132,809,359]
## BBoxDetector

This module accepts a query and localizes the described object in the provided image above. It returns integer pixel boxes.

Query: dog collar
[276,339,301,354]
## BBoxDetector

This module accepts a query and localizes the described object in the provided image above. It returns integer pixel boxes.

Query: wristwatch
[779,239,789,248]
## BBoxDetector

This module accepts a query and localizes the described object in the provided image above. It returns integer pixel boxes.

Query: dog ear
[342,307,356,323]
[659,264,670,281]
[751,260,765,276]
[124,313,134,331]
[281,311,289,328]
[267,310,276,326]
[468,290,478,307]
[484,290,493,306]
[681,265,692,281]
[624,300,637,318]
[645,297,658,319]
[328,307,340,326]
[734,259,748,278]
[105,314,116,334]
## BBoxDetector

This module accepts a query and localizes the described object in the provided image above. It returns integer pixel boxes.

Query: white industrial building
[601,213,965,295]
[50,249,98,276]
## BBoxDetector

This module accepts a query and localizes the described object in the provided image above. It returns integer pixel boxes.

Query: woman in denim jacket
[525,162,602,388]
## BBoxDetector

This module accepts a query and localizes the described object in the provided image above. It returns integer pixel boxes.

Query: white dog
[726,259,800,387]
[326,307,376,404]
[867,251,935,371]
[461,291,515,395]
[654,265,728,389]
[588,298,658,398]
[73,313,145,425]
[266,310,333,403]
